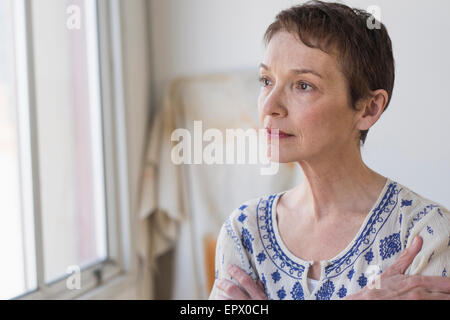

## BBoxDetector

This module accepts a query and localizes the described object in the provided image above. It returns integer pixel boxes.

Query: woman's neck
[290,147,387,222]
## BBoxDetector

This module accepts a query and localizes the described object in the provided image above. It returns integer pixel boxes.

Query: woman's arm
[208,215,259,300]
[216,235,450,300]
[216,265,267,300]
[215,264,267,300]
[402,206,450,277]
[346,235,450,300]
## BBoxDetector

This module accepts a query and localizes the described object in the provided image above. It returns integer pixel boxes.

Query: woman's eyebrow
[291,68,323,79]
[259,63,323,79]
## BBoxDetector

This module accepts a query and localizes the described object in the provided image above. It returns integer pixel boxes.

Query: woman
[209,1,450,300]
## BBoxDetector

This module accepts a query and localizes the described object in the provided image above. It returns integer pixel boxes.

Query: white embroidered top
[209,177,450,300]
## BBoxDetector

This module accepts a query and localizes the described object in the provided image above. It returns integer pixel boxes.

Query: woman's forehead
[263,31,338,77]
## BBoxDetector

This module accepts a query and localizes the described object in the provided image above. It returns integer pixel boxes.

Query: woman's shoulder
[215,192,280,259]
[223,191,284,233]
[395,180,449,217]
[393,179,450,246]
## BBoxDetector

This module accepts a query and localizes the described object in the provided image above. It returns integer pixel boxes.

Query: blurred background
[0,0,449,300]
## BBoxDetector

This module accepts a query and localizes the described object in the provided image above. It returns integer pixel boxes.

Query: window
[32,0,107,284]
[0,0,130,299]
[0,0,37,299]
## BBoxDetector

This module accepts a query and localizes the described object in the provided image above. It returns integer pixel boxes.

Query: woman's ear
[356,89,389,131]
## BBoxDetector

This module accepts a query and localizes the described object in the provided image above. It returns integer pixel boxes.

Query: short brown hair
[263,0,395,145]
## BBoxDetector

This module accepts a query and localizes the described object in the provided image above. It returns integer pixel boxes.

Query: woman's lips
[266,128,294,138]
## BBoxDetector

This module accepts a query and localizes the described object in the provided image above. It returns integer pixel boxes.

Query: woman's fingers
[399,287,450,300]
[382,235,423,277]
[216,293,232,300]
[425,277,450,293]
[342,234,449,300]
[227,265,267,300]
[422,290,450,300]
[400,275,450,294]
[215,279,249,300]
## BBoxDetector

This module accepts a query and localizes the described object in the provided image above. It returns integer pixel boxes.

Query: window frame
[13,0,135,300]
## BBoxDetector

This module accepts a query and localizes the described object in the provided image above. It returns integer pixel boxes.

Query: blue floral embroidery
[290,282,305,300]
[399,213,402,225]
[261,273,267,289]
[337,285,347,298]
[357,273,368,288]
[404,204,439,247]
[437,208,443,218]
[401,199,412,207]
[427,226,434,235]
[271,270,281,283]
[241,227,254,254]
[224,218,245,266]
[257,195,306,279]
[315,280,335,300]
[380,232,401,260]
[248,186,415,299]
[443,268,447,277]
[364,249,374,264]
[257,251,267,264]
[347,268,355,280]
[325,183,400,278]
[260,273,271,300]
[238,212,247,223]
[277,287,286,300]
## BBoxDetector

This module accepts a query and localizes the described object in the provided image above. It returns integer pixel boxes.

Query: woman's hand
[215,264,268,300]
[215,235,450,300]
[345,235,450,300]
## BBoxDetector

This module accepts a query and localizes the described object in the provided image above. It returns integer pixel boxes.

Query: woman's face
[258,31,360,163]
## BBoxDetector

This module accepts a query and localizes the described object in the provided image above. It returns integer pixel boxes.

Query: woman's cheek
[293,109,335,144]
[292,107,323,130]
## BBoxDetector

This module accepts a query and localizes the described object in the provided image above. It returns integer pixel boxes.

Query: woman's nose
[261,89,287,118]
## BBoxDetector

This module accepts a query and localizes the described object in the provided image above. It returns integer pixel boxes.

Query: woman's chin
[266,143,298,161]
[267,150,297,163]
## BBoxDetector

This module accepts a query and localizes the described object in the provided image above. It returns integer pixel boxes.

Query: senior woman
[209,1,450,300]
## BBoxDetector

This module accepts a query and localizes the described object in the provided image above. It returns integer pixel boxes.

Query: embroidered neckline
[257,195,306,279]
[257,177,401,281]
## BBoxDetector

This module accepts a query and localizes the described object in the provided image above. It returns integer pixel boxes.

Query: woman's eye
[297,82,313,91]
[259,77,271,87]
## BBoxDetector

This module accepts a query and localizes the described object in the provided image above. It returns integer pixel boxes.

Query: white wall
[148,0,450,208]
[148,0,297,115]
[351,0,450,208]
